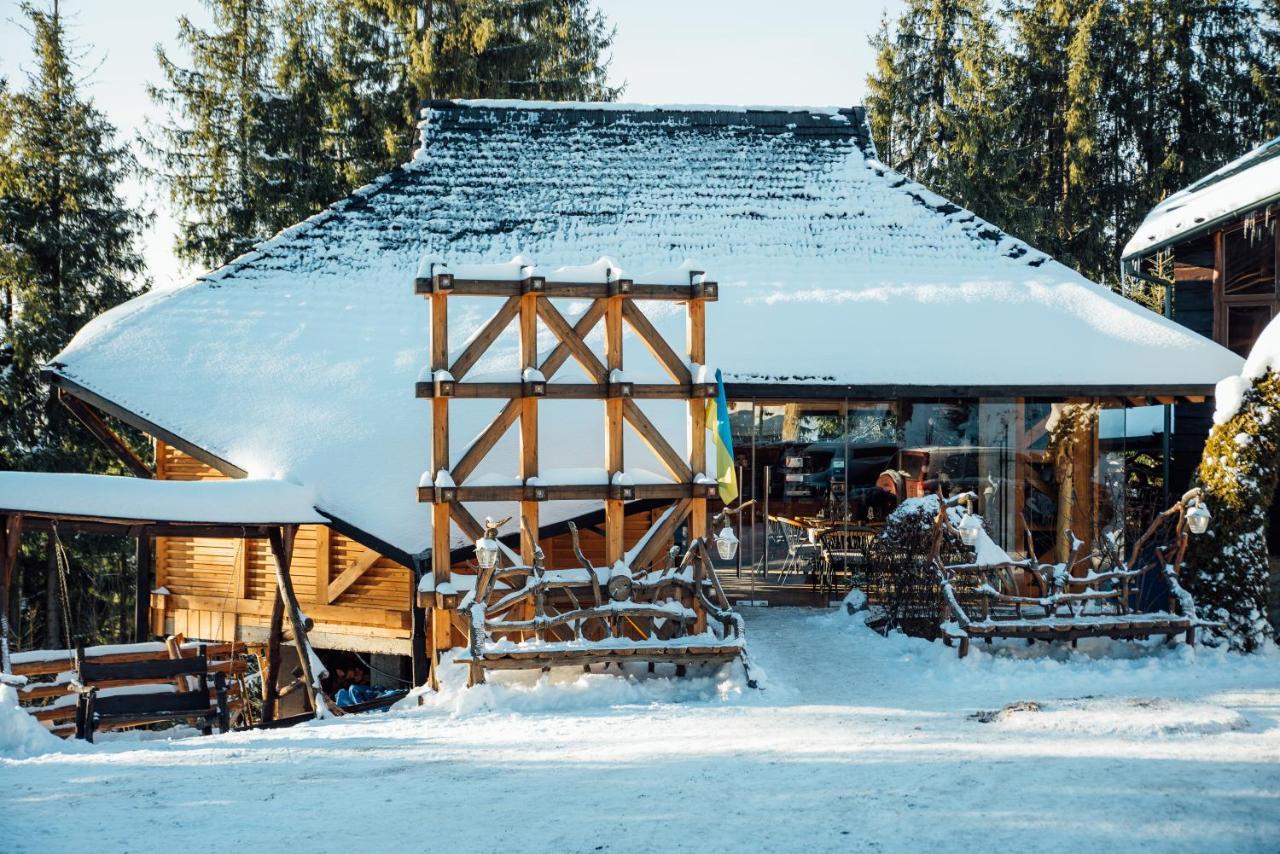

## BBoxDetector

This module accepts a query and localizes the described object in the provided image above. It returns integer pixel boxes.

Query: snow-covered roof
[1123,136,1280,260]
[45,100,1242,560]
[0,472,325,525]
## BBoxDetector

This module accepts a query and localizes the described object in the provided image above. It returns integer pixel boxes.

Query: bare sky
[0,0,901,287]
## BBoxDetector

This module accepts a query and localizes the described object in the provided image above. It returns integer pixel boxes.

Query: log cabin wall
[151,443,675,654]
[150,441,415,655]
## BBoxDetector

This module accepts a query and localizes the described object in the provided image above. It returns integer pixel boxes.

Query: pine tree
[338,0,618,174]
[147,0,275,268]
[1187,329,1280,652]
[866,0,1013,228]
[0,2,149,647]
[264,0,344,230]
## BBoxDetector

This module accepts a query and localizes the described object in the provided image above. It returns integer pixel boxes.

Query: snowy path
[3,607,1279,853]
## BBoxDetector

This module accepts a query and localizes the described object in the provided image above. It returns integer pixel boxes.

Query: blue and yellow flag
[705,368,739,505]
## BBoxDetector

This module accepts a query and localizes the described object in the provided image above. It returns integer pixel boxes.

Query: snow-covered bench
[927,493,1205,658]
[11,637,244,737]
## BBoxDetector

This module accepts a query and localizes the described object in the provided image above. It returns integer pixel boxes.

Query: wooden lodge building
[9,100,1241,686]
[1123,136,1280,526]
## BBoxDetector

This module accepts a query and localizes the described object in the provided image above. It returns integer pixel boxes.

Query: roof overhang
[37,370,418,569]
[1121,191,1280,264]
[724,382,1212,406]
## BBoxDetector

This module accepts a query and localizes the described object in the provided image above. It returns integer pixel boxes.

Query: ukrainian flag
[705,368,739,504]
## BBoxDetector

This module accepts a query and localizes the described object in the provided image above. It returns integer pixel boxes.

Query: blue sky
[0,0,902,286]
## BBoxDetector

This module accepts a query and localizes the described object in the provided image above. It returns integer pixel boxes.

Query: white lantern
[958,512,983,547]
[475,517,501,569]
[715,525,739,561]
[1186,502,1212,536]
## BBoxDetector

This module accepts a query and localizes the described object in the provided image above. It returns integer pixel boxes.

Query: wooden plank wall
[153,442,678,653]
[152,442,413,653]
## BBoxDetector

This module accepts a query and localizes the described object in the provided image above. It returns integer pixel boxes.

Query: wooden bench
[11,638,246,737]
[72,642,230,742]
[926,492,1206,658]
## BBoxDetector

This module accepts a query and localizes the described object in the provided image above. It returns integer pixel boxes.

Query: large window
[727,397,1160,573]
[1217,221,1279,355]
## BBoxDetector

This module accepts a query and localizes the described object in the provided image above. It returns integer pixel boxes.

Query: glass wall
[727,397,1167,575]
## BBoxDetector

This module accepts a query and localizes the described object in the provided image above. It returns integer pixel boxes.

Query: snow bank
[1214,312,1280,424]
[0,685,66,759]
[402,651,748,717]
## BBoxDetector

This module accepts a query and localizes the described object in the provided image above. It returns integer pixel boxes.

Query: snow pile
[0,685,65,759]
[404,651,749,716]
[1215,312,1280,423]
[977,696,1251,737]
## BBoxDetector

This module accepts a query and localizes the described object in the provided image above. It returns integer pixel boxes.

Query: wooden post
[313,525,331,604]
[133,533,151,643]
[267,525,322,718]
[430,290,452,690]
[520,291,540,566]
[0,514,23,674]
[604,291,624,566]
[262,584,284,722]
[687,295,707,541]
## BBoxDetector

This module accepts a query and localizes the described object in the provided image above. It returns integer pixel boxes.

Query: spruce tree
[0,2,149,647]
[1187,326,1280,652]
[866,0,1013,228]
[147,0,275,268]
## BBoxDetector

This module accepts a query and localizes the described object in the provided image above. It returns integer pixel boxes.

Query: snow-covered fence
[455,509,748,685]
[928,491,1207,657]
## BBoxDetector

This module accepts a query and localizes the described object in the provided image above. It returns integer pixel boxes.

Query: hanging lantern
[475,517,501,569]
[1186,502,1212,536]
[715,525,739,561]
[958,512,983,547]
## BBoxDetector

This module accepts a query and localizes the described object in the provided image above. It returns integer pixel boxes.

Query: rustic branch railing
[459,509,748,686]
[927,491,1204,657]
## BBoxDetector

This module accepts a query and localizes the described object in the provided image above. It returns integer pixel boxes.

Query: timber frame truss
[415,260,744,685]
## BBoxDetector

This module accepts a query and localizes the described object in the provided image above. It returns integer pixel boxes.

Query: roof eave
[1122,190,1280,263]
[42,367,417,570]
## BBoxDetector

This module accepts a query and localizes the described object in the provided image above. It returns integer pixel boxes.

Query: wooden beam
[267,525,322,717]
[628,500,692,572]
[537,298,608,382]
[622,300,693,385]
[416,278,718,301]
[539,299,606,377]
[688,298,708,540]
[314,525,331,604]
[449,504,485,544]
[327,546,380,604]
[233,537,248,600]
[449,296,520,381]
[58,390,152,479]
[520,292,539,565]
[605,294,625,566]
[0,514,22,674]
[623,399,694,482]
[452,399,520,484]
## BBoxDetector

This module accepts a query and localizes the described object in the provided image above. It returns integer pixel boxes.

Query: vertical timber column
[604,290,625,566]
[430,290,452,686]
[688,294,708,541]
[520,291,540,565]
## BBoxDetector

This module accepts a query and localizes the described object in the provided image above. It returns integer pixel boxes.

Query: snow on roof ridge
[445,98,856,116]
[1123,134,1280,259]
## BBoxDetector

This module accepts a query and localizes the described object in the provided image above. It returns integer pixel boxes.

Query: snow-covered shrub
[1187,319,1280,652]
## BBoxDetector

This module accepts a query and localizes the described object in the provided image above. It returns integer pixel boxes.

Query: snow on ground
[3,607,1279,853]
